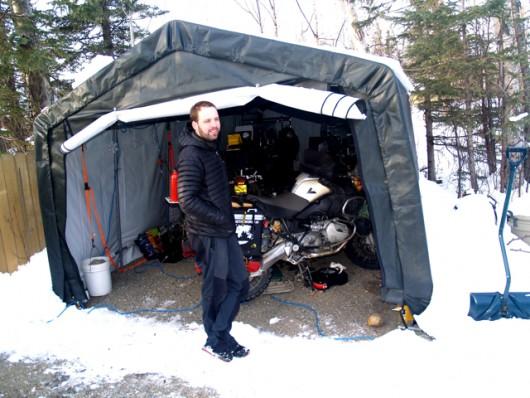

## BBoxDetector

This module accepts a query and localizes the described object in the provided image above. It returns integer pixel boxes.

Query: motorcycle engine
[299,219,351,246]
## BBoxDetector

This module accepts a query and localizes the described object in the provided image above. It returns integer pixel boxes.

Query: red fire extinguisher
[170,170,179,202]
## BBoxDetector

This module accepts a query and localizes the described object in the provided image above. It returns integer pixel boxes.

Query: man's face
[192,106,221,141]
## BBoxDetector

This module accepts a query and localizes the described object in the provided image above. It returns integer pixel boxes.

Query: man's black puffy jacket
[177,131,235,237]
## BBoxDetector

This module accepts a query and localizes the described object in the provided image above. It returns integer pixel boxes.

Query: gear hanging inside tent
[80,144,118,270]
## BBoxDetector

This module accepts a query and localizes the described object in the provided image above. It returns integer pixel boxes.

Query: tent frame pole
[113,127,124,268]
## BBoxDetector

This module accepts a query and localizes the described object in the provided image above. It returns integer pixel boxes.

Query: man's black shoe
[202,345,233,362]
[231,344,250,358]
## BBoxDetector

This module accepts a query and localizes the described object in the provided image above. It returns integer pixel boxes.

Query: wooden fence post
[26,152,45,250]
[0,152,45,273]
[15,153,40,256]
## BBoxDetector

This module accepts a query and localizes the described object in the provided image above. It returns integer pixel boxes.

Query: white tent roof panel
[61,84,365,154]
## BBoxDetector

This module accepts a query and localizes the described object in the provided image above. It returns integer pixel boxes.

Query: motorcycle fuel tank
[291,173,331,202]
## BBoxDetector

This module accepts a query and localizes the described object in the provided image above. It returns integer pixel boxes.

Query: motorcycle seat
[247,192,309,218]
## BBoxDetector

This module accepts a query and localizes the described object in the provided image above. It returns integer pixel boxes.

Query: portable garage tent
[34,20,432,314]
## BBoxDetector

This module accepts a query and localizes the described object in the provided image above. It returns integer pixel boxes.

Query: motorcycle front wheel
[244,267,273,301]
[345,233,380,270]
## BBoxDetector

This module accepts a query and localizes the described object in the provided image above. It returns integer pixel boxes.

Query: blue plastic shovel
[469,146,530,321]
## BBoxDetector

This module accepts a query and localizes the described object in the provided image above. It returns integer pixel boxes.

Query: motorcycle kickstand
[296,262,314,290]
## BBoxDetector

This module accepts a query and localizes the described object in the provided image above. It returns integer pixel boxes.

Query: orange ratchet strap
[80,144,118,270]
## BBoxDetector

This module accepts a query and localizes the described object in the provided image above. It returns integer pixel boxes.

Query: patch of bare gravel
[0,253,401,397]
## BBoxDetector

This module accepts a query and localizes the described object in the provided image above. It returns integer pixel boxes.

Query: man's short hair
[190,101,217,122]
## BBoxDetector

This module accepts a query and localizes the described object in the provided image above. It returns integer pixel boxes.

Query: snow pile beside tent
[417,179,530,337]
[1,177,530,398]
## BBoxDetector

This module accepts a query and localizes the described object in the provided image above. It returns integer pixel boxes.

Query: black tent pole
[113,127,124,268]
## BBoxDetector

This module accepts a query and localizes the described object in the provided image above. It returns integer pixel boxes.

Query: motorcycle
[232,157,379,301]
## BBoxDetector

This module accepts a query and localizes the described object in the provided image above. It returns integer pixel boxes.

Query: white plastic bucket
[81,256,112,296]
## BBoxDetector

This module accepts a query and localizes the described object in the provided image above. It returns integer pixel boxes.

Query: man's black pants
[188,233,249,351]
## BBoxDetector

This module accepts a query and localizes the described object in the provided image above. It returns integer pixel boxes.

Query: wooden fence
[0,152,45,273]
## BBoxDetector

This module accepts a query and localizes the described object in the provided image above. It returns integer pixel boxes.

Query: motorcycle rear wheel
[345,233,380,270]
[244,267,273,301]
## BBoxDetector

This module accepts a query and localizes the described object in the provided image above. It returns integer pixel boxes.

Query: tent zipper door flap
[468,146,530,321]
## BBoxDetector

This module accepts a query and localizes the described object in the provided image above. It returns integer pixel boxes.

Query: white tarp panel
[60,84,365,154]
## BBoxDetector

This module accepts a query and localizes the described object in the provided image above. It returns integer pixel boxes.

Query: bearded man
[177,101,250,362]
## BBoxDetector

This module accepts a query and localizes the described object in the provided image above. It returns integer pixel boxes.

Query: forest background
[1,0,528,196]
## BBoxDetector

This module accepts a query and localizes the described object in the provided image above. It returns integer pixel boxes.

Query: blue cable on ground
[47,303,74,323]
[46,262,200,323]
[88,302,201,316]
[270,295,375,342]
[47,300,201,323]
[48,267,372,342]
[86,262,200,316]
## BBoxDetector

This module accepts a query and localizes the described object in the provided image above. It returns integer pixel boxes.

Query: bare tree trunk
[266,0,278,37]
[424,97,436,181]
[453,123,464,197]
[510,0,530,138]
[233,0,265,34]
[295,0,319,42]
[255,0,263,33]
[498,11,508,191]
[510,0,530,182]
[481,94,497,175]
[343,0,367,51]
[479,13,497,176]
[464,111,478,192]
[100,0,114,56]
[500,97,509,192]
[461,10,478,192]
[120,2,135,47]
[9,0,51,117]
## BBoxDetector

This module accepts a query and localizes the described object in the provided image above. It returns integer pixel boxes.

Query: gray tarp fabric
[34,20,432,314]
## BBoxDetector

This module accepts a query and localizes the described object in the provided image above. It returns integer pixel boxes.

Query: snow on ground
[1,178,529,398]
[23,3,529,394]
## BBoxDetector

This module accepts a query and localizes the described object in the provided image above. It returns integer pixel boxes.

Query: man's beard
[197,125,219,141]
